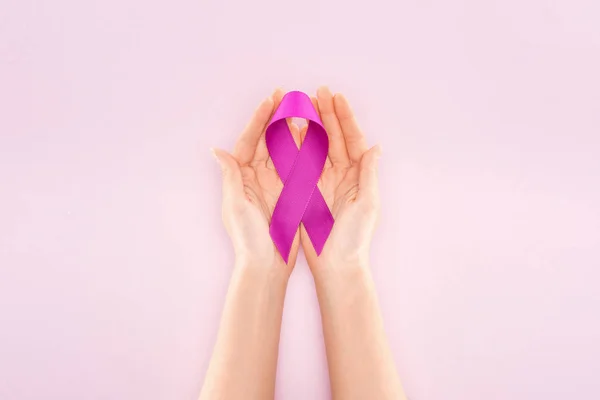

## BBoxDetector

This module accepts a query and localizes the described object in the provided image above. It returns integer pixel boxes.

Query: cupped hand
[212,89,302,273]
[301,87,381,271]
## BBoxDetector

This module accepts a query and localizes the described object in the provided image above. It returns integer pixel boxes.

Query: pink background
[1,0,599,399]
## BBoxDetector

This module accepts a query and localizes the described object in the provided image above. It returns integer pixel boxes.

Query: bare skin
[199,90,295,400]
[304,87,407,400]
[200,87,406,400]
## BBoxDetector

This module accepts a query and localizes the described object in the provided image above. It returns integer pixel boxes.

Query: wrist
[233,257,290,286]
[313,264,375,318]
[309,250,369,281]
[312,260,371,292]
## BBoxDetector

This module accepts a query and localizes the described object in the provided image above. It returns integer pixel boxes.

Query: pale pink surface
[1,0,599,399]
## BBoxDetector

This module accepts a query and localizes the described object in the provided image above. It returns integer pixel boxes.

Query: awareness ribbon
[266,91,334,263]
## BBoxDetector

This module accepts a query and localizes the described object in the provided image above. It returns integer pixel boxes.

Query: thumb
[211,148,244,200]
[357,144,381,205]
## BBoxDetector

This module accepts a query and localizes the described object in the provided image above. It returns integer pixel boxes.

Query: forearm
[314,265,406,400]
[200,264,289,400]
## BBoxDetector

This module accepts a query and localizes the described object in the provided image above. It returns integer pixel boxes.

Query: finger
[317,86,350,166]
[287,118,296,135]
[299,125,308,145]
[357,145,381,204]
[310,95,320,122]
[272,87,285,109]
[253,88,284,162]
[334,93,368,163]
[290,123,301,149]
[233,96,275,165]
[211,148,244,200]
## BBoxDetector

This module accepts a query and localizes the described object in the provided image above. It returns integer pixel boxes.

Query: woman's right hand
[212,89,302,273]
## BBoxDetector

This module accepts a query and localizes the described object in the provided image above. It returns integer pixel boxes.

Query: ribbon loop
[266,91,334,262]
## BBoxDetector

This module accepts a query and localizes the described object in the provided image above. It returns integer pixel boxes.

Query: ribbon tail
[302,189,334,255]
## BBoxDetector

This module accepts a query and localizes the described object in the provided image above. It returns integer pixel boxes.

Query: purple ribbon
[266,91,334,263]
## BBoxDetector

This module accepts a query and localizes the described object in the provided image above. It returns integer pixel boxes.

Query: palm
[239,164,280,223]
[320,163,357,216]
